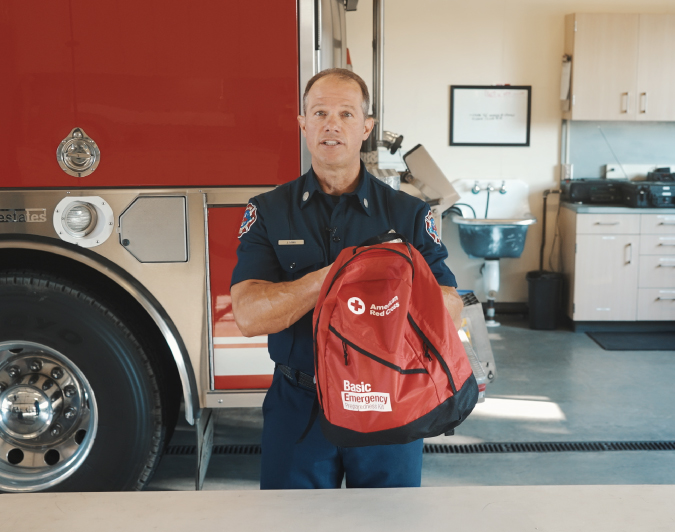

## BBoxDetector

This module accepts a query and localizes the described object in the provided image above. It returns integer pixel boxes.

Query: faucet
[471,181,499,194]
[499,180,507,194]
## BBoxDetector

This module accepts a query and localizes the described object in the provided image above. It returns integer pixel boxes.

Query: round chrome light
[62,202,97,237]
[53,196,114,248]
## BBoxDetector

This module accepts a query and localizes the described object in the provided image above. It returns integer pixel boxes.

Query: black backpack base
[318,374,479,448]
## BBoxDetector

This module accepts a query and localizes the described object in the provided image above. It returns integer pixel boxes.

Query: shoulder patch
[425,210,441,245]
[238,203,258,238]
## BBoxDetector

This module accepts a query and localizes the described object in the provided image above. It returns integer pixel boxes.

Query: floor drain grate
[165,441,675,456]
[423,441,675,453]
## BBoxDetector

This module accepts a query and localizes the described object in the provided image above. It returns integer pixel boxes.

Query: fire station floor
[148,314,675,491]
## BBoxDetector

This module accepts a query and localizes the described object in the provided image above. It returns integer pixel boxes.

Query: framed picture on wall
[449,86,531,147]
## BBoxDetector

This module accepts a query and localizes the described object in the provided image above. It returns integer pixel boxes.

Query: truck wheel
[0,272,166,492]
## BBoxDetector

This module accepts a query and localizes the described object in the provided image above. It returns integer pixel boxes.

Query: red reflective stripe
[214,375,273,390]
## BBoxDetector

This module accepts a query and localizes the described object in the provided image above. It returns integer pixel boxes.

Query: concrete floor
[148,315,675,491]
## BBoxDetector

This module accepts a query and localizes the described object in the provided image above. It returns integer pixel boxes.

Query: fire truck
[0,0,494,493]
[0,0,372,492]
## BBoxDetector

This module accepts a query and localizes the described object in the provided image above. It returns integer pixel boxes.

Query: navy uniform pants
[260,368,424,489]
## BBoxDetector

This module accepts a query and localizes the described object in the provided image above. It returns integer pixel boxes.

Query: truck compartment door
[207,206,274,392]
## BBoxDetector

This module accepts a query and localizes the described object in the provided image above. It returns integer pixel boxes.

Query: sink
[450,214,536,259]
[449,179,537,259]
[449,179,537,327]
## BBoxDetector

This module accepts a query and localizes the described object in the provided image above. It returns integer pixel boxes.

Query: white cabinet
[564,14,639,121]
[560,207,675,322]
[636,15,675,121]
[564,13,675,121]
[637,213,675,320]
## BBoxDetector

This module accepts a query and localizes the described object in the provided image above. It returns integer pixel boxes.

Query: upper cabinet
[636,15,675,121]
[564,14,675,121]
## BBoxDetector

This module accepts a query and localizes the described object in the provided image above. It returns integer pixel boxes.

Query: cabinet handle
[625,243,633,265]
[658,264,675,268]
[658,243,675,247]
[640,92,648,114]
[621,92,630,113]
[659,222,675,226]
[595,222,619,226]
[657,297,675,301]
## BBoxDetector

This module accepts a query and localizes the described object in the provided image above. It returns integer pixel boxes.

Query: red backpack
[311,233,478,447]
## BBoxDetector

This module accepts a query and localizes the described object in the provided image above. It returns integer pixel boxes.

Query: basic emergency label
[341,390,392,412]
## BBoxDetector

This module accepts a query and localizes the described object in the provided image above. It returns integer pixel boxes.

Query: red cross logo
[347,297,366,315]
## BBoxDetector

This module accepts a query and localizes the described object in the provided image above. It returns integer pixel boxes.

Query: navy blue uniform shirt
[231,163,457,375]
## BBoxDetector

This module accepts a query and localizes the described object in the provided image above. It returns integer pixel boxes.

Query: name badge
[278,240,304,246]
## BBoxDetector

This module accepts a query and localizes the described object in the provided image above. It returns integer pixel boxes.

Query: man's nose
[324,114,341,131]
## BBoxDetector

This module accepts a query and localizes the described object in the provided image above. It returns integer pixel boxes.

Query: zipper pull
[342,341,349,366]
[424,344,432,361]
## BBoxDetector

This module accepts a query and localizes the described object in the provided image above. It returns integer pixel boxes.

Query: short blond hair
[302,68,370,117]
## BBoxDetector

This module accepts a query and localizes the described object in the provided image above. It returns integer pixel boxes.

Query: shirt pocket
[274,243,325,279]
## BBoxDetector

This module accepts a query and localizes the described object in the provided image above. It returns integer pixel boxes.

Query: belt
[277,364,316,391]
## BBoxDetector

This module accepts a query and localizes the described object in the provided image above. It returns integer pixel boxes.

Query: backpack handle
[354,231,408,252]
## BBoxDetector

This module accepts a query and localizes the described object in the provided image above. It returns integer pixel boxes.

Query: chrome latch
[56,127,101,177]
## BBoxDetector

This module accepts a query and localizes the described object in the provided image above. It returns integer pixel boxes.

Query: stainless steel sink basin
[450,214,537,259]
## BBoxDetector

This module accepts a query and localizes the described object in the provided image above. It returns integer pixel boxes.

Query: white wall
[347,0,675,302]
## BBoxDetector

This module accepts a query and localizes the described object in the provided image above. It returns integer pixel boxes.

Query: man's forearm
[440,286,464,330]
[231,266,331,337]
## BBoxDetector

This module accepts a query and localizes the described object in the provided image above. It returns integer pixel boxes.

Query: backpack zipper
[329,325,428,375]
[407,314,457,394]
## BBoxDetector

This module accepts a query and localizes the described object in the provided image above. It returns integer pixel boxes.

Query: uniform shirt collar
[300,162,372,216]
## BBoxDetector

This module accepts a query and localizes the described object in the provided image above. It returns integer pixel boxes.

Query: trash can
[526,270,563,330]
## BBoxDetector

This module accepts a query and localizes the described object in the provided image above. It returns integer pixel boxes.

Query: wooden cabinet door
[569,14,639,120]
[636,15,675,121]
[573,234,639,320]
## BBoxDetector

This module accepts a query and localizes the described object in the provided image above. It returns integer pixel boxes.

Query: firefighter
[231,68,463,489]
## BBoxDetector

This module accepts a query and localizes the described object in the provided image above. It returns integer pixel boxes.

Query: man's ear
[297,115,307,138]
[362,116,375,140]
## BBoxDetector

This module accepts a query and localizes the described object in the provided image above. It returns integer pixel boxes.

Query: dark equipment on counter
[646,167,674,182]
[619,181,675,208]
[561,179,623,204]
[527,189,563,330]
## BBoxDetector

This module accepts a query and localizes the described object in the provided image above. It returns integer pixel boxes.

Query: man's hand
[440,286,464,330]
[231,265,332,337]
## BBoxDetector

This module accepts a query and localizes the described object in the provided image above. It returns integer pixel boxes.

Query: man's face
[298,76,374,173]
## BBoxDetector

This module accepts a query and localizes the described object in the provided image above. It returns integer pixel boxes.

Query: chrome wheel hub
[0,383,53,439]
[0,342,98,492]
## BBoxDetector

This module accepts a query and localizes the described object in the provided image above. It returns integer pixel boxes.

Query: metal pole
[372,0,384,143]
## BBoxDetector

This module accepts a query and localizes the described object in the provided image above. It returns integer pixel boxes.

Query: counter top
[2,485,675,532]
[562,202,675,214]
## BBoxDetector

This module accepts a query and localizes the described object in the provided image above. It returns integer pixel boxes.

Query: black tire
[0,271,167,491]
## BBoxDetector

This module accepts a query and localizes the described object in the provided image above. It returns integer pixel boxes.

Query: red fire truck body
[0,0,351,492]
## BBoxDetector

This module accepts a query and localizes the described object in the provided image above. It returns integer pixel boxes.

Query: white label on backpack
[370,295,399,317]
[342,381,392,412]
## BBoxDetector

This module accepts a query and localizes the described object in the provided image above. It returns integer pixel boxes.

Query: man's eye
[315,111,325,116]
[343,112,353,117]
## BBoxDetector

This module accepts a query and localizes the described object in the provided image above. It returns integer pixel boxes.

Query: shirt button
[289,263,296,269]
[302,192,309,201]
[332,236,341,243]
[364,198,369,208]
